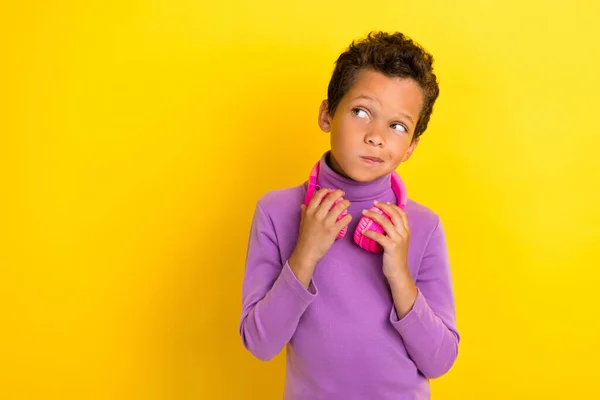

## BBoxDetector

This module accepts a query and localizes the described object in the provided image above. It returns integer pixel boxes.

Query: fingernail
[373,200,379,204]
[362,209,367,214]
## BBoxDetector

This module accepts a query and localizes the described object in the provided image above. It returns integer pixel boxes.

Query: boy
[239,31,459,399]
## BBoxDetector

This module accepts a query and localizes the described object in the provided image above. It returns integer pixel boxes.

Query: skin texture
[290,68,425,319]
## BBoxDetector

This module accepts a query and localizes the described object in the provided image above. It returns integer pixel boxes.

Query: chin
[344,165,383,183]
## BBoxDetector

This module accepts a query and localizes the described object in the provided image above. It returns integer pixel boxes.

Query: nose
[364,124,385,147]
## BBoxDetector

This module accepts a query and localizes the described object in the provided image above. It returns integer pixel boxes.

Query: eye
[391,123,408,133]
[352,108,369,119]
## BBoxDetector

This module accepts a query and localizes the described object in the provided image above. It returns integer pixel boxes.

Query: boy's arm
[238,201,317,361]
[389,218,460,379]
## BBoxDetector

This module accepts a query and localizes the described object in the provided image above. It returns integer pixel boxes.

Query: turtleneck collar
[315,151,393,202]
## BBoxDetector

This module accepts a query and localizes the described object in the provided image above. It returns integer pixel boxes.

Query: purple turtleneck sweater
[239,152,459,399]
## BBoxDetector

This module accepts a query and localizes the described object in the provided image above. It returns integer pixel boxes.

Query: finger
[373,201,408,234]
[334,213,352,231]
[361,228,391,248]
[389,202,410,232]
[316,189,345,218]
[362,208,399,239]
[307,187,333,212]
[325,199,351,224]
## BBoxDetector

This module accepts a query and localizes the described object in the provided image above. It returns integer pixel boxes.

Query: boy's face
[318,68,423,183]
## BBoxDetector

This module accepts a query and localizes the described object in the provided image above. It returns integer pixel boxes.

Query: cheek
[341,118,366,140]
[332,118,356,142]
[389,136,412,158]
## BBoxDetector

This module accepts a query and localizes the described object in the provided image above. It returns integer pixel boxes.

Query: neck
[317,151,392,202]
[327,152,351,179]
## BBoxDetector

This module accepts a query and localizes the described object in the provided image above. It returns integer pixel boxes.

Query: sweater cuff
[281,260,318,302]
[390,287,426,331]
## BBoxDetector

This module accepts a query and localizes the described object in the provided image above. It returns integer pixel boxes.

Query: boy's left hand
[361,200,412,282]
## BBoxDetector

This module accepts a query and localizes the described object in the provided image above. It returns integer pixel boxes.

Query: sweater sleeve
[239,201,317,361]
[389,217,460,379]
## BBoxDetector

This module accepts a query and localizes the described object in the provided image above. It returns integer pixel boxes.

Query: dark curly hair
[327,31,440,141]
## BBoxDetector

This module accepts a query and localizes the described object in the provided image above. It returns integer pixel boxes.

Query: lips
[361,156,383,163]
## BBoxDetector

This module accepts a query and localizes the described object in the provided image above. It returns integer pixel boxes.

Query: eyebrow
[351,95,415,124]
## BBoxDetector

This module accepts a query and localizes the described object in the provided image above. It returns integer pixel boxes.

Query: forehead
[345,68,423,119]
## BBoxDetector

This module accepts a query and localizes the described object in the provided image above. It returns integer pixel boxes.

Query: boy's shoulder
[404,198,444,239]
[405,198,440,222]
[256,183,306,217]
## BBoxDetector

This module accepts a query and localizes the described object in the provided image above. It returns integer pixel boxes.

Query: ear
[401,137,420,162]
[318,100,332,133]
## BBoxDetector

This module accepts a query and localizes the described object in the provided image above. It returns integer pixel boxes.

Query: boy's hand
[288,188,352,286]
[361,200,418,319]
[361,200,411,281]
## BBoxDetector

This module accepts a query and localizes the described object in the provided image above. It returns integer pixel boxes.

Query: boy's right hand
[288,188,352,286]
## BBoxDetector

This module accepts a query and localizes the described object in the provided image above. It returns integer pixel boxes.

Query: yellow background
[3,0,600,399]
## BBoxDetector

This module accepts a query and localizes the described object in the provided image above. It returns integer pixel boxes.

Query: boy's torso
[258,183,440,399]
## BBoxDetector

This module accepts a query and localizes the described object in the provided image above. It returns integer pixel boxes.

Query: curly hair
[327,31,440,140]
